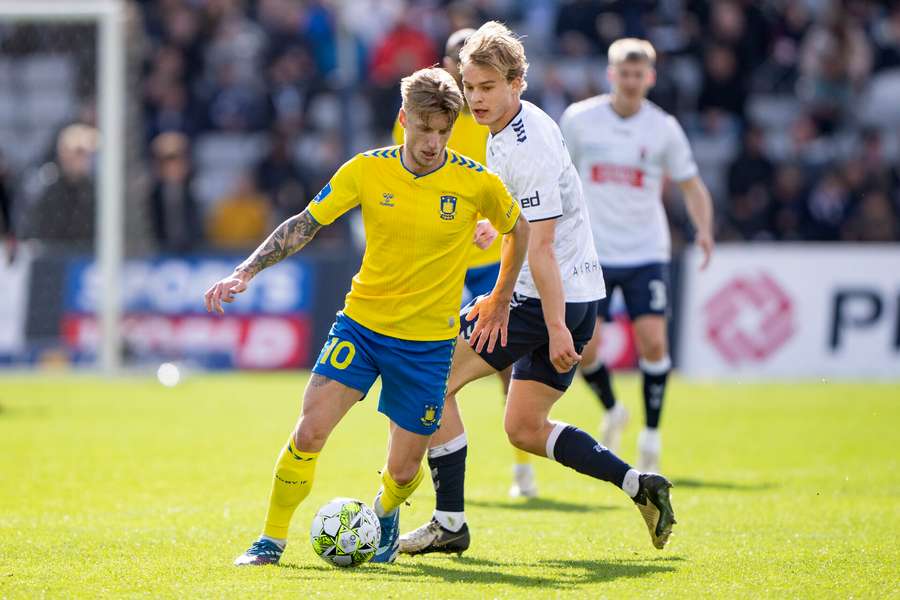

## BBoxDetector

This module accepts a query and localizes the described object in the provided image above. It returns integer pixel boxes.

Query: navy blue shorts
[460,294,598,392]
[461,262,500,307]
[311,313,456,435]
[596,262,670,321]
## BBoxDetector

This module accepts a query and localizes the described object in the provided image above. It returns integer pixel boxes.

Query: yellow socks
[513,446,532,464]
[374,463,424,516]
[262,438,318,539]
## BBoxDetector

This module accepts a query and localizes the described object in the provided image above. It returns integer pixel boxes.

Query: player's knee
[641,338,667,362]
[386,461,419,486]
[293,419,330,452]
[504,416,539,451]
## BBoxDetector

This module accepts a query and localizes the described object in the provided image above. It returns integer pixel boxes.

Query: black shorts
[460,293,598,392]
[596,262,670,321]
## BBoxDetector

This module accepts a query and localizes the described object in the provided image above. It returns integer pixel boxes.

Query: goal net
[0,0,128,373]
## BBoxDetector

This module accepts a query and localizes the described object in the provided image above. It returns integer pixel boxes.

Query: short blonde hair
[459,21,529,93]
[608,38,656,67]
[400,67,464,123]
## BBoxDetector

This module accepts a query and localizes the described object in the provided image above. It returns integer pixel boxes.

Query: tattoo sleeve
[235,209,322,278]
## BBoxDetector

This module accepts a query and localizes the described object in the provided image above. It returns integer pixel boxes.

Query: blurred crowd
[2,0,900,256]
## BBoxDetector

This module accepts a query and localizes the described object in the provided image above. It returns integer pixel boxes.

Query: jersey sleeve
[391,118,404,146]
[478,171,521,234]
[306,155,362,225]
[508,134,564,222]
[559,106,580,167]
[663,116,699,182]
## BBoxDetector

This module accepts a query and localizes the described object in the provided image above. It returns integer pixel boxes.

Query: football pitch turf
[1,373,897,598]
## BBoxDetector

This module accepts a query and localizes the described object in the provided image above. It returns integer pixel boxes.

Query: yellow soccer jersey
[393,110,501,268]
[306,145,520,341]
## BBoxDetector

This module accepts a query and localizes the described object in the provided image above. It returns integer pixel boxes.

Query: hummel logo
[512,118,526,143]
[381,193,395,207]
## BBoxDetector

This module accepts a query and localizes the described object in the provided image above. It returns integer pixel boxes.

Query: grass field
[1,373,898,599]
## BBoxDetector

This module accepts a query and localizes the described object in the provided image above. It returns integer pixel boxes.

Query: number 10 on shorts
[319,338,356,370]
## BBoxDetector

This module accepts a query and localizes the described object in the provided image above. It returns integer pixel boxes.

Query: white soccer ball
[310,497,380,567]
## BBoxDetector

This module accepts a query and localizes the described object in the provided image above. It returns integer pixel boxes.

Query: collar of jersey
[490,102,524,138]
[399,148,449,179]
[606,97,646,122]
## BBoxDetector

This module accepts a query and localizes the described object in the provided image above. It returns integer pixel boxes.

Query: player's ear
[607,66,615,87]
[510,75,524,96]
[647,66,657,88]
[398,107,407,129]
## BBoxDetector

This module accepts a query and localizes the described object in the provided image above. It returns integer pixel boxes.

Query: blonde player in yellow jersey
[394,28,538,503]
[204,67,530,566]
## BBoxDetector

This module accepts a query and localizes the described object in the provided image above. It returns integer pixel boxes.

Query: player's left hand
[465,292,510,354]
[204,272,250,315]
[473,220,498,250]
[696,231,714,270]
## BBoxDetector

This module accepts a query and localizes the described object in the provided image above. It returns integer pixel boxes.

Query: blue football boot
[371,509,400,563]
[234,538,284,566]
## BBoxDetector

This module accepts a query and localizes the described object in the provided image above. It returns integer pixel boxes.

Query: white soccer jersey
[560,95,698,266]
[487,100,605,302]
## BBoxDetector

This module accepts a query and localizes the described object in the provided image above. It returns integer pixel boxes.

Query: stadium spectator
[698,44,745,120]
[842,188,899,242]
[5,0,900,247]
[368,17,439,133]
[770,164,808,241]
[149,132,202,253]
[206,173,271,249]
[23,124,98,246]
[728,126,774,198]
[265,44,321,135]
[256,132,313,222]
[799,4,872,132]
[804,171,853,241]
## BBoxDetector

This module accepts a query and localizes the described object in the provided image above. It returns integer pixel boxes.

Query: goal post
[0,0,126,374]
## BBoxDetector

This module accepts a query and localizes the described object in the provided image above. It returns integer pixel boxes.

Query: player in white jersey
[400,22,676,557]
[560,38,714,471]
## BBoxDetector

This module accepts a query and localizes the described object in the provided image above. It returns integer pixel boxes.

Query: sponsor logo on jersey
[591,163,645,187]
[312,182,333,203]
[520,190,541,209]
[703,273,794,365]
[380,192,395,207]
[440,195,457,220]
[572,261,602,276]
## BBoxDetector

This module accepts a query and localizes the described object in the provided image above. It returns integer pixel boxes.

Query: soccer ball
[310,497,380,567]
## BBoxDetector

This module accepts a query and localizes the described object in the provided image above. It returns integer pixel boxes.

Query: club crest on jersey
[381,192,395,207]
[421,404,439,427]
[440,195,457,220]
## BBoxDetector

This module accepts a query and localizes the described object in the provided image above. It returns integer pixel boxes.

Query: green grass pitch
[1,373,897,598]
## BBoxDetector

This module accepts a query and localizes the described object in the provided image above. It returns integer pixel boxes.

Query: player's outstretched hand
[696,231,714,270]
[204,272,250,315]
[548,323,581,373]
[465,293,510,354]
[473,219,498,250]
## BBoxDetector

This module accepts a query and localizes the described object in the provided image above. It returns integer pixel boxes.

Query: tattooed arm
[236,209,321,279]
[204,209,322,314]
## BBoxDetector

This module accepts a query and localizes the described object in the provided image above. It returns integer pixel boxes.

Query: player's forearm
[528,241,567,330]
[493,217,530,299]
[680,177,714,237]
[235,209,322,280]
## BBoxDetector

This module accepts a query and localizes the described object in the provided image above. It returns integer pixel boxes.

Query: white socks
[428,432,468,459]
[433,510,466,532]
[622,468,641,498]
[260,534,286,550]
